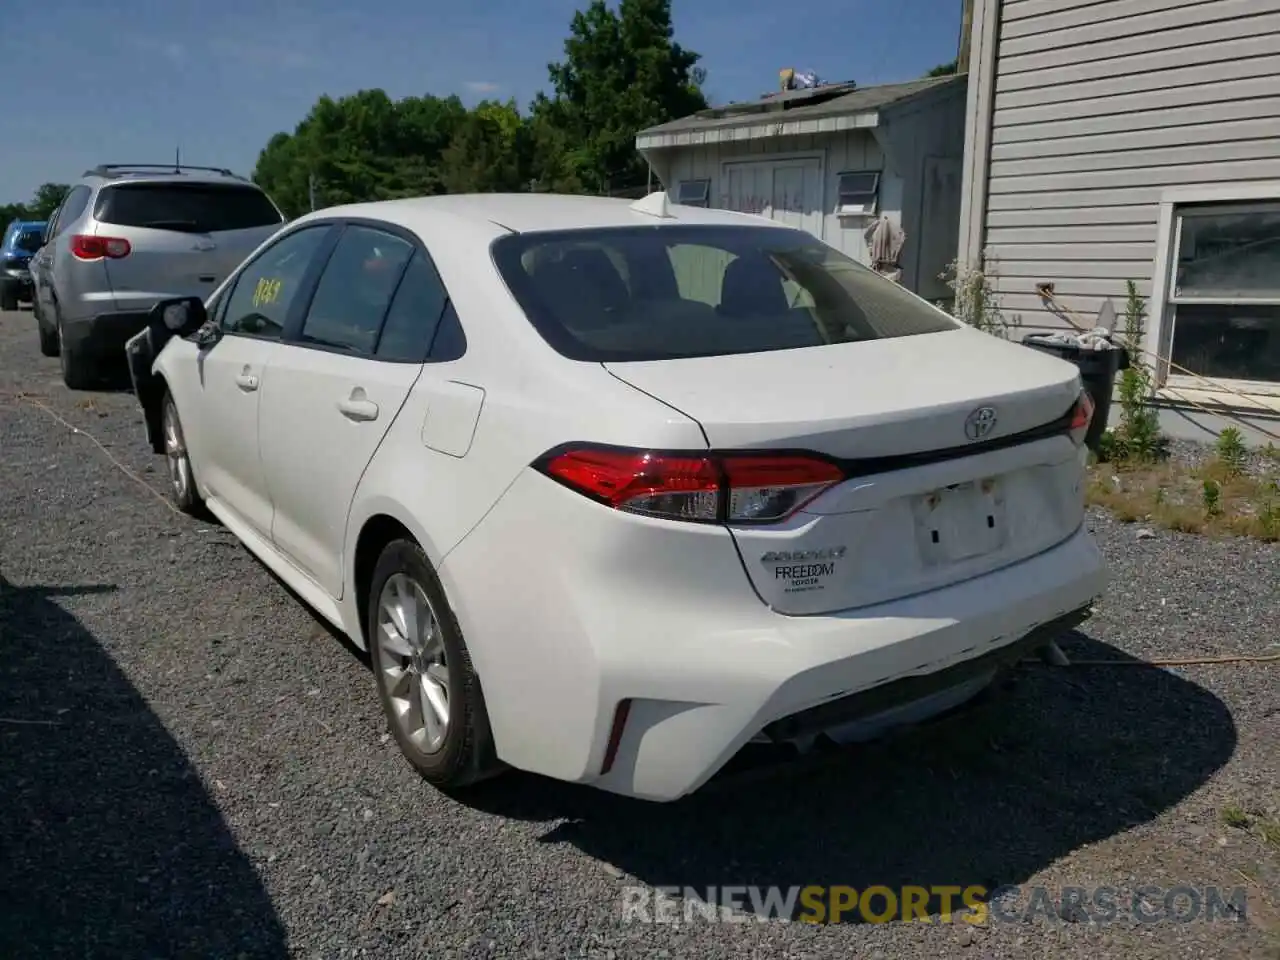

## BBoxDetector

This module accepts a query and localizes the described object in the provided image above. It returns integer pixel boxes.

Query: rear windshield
[490,225,958,361]
[14,231,43,252]
[94,182,283,234]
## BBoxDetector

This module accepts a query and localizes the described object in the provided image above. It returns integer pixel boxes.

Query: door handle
[235,372,259,392]
[337,390,379,422]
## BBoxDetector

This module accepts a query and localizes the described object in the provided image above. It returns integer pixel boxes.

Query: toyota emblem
[964,406,998,441]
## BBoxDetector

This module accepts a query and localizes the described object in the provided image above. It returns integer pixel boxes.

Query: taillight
[534,446,845,524]
[70,234,131,260]
[1068,389,1095,446]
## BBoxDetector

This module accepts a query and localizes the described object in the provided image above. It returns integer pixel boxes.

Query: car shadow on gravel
[0,575,288,957]
[461,629,1237,921]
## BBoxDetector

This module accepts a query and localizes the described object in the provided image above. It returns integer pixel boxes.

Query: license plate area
[913,478,1007,565]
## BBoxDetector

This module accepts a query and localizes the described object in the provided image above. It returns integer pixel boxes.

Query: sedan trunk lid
[605,328,1090,615]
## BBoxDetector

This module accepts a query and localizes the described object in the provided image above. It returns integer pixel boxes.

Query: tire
[53,306,96,389]
[161,390,203,514]
[37,313,59,357]
[367,538,499,791]
[0,288,16,312]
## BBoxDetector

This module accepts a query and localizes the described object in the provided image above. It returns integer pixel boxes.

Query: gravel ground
[0,306,1277,960]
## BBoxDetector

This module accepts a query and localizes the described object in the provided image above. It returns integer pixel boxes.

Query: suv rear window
[94,182,283,234]
[490,225,958,362]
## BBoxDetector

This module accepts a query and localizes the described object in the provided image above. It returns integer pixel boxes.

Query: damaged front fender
[125,323,172,454]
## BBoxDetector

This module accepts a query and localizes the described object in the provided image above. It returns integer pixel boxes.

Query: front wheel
[161,390,203,514]
[0,286,17,312]
[367,539,499,791]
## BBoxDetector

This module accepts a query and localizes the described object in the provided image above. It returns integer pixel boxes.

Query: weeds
[1087,455,1280,541]
[1103,280,1168,463]
[1219,806,1280,851]
[1077,283,1277,539]
[1202,479,1222,516]
[1262,820,1280,851]
[1215,428,1249,477]
[1222,806,1252,829]
[939,252,1019,340]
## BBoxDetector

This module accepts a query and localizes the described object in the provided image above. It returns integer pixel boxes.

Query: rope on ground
[2,390,182,517]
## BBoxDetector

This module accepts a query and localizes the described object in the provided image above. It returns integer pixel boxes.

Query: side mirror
[149,296,208,338]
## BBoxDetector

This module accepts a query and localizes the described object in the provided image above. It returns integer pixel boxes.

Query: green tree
[926,59,959,76]
[28,183,70,219]
[249,0,710,203]
[0,183,69,224]
[534,0,706,192]
[439,99,531,193]
[0,202,27,226]
[252,91,468,216]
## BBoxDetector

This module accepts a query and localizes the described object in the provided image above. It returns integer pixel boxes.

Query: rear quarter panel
[340,212,709,641]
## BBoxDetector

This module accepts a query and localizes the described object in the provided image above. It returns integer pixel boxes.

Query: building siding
[962,0,1280,333]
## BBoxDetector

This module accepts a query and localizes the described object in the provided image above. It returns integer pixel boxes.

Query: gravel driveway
[0,307,1276,960]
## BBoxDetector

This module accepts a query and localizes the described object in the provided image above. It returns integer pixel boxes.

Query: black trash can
[1021,333,1130,452]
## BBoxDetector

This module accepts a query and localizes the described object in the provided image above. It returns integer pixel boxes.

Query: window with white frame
[836,171,879,216]
[1164,200,1280,386]
[676,179,710,207]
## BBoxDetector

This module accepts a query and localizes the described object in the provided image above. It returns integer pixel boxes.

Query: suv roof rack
[83,163,246,180]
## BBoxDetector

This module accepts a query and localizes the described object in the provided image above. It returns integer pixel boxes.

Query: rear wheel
[37,310,59,357]
[59,335,93,389]
[367,539,499,791]
[161,390,202,514]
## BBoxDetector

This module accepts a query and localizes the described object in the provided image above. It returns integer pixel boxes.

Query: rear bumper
[61,311,151,357]
[441,469,1109,802]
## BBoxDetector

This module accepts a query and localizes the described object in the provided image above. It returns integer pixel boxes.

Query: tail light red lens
[70,234,131,260]
[1068,389,1095,447]
[535,446,845,524]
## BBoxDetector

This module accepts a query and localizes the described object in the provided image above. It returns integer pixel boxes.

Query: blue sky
[0,0,962,204]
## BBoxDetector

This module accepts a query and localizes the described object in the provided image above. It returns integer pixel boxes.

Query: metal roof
[636,74,966,150]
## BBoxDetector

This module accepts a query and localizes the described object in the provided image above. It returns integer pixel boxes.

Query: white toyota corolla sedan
[125,192,1108,802]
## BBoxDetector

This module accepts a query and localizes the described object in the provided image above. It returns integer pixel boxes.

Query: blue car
[1,219,47,311]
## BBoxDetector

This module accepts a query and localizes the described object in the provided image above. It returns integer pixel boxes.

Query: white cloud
[463,81,501,94]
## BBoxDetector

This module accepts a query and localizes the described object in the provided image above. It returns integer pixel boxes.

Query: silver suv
[31,164,286,388]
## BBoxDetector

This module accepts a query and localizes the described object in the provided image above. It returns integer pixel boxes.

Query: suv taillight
[71,234,131,260]
[534,446,845,524]
[1068,389,1095,447]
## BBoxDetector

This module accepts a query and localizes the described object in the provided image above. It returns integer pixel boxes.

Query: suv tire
[57,313,94,390]
[38,318,59,357]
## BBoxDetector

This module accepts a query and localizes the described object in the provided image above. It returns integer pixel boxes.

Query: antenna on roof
[174,145,181,173]
[629,191,674,219]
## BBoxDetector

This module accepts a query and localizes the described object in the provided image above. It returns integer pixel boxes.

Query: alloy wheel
[376,573,452,753]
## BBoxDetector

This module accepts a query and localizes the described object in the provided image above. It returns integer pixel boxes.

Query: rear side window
[52,185,90,237]
[94,182,283,234]
[375,251,451,362]
[300,226,414,354]
[491,225,958,362]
